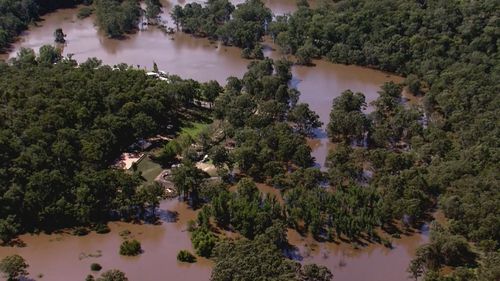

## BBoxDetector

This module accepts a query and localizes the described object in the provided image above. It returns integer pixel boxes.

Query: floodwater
[288,226,429,281]
[0,2,424,281]
[0,199,212,281]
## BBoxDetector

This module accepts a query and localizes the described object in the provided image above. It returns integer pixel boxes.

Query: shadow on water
[312,127,328,140]
[283,243,304,261]
[157,209,180,223]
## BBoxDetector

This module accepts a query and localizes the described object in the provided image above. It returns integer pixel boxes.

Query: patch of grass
[136,155,163,184]
[180,122,208,138]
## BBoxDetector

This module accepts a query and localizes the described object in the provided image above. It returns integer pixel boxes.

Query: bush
[94,224,111,234]
[119,230,131,237]
[78,7,94,19]
[73,227,90,236]
[119,240,142,256]
[177,250,197,263]
[91,263,102,271]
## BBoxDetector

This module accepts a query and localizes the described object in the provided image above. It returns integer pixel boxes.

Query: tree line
[94,0,141,38]
[172,0,272,58]
[0,0,92,52]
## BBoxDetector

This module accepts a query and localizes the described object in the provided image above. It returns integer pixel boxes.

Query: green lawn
[180,122,208,138]
[134,122,208,184]
[136,155,163,184]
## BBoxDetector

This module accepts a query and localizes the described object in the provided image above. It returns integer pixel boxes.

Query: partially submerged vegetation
[177,250,197,263]
[0,0,90,52]
[172,0,271,58]
[94,0,141,38]
[119,239,142,256]
[267,1,497,280]
[0,0,498,280]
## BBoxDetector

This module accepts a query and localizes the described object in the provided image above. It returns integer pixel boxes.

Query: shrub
[73,227,90,236]
[119,240,142,256]
[91,263,102,271]
[94,224,111,234]
[0,255,29,281]
[177,250,197,263]
[119,230,131,237]
[78,7,94,19]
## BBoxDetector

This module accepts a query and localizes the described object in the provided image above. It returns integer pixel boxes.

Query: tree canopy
[0,50,201,241]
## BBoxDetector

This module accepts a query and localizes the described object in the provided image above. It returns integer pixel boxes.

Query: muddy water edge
[0,2,426,281]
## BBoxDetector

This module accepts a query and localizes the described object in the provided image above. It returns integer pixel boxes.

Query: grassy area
[131,121,208,185]
[179,122,208,138]
[136,155,163,184]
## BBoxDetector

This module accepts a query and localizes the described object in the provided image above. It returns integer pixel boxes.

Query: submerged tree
[327,90,368,144]
[96,269,128,281]
[0,255,29,281]
[53,28,66,43]
[145,0,162,24]
[171,161,209,206]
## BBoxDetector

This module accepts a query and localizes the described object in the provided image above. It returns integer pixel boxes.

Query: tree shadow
[157,209,179,223]
[283,243,304,261]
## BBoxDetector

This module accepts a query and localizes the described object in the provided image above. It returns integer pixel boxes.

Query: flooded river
[0,2,422,281]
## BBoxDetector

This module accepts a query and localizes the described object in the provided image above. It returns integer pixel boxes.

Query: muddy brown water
[0,199,212,281]
[0,3,424,281]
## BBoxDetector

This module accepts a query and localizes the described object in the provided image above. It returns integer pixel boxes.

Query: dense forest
[0,47,207,239]
[170,0,499,280]
[271,1,498,280]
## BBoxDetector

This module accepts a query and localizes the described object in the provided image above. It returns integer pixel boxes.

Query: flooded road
[0,2,422,281]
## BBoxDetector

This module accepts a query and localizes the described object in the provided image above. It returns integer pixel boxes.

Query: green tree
[38,45,62,65]
[289,103,322,136]
[295,42,319,65]
[327,90,368,143]
[0,216,20,244]
[171,161,208,206]
[299,264,333,281]
[177,250,197,263]
[202,80,223,106]
[54,28,66,43]
[145,0,162,24]
[0,255,29,281]
[119,239,142,256]
[191,227,218,257]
